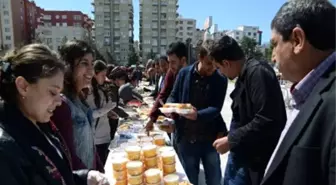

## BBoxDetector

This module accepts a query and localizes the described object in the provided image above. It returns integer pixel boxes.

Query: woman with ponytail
[86,60,117,163]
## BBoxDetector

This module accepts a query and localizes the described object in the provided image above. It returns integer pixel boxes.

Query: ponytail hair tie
[1,60,11,73]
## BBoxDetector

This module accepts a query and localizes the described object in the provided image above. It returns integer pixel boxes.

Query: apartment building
[35,11,93,50]
[226,25,263,45]
[0,0,91,52]
[176,17,196,44]
[193,28,205,46]
[134,40,140,54]
[140,0,178,61]
[93,0,134,65]
[0,0,28,50]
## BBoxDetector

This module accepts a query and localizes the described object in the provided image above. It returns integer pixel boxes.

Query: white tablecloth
[104,84,189,183]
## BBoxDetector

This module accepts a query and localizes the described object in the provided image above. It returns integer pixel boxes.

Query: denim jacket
[62,95,95,169]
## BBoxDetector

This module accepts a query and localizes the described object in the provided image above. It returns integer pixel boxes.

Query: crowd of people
[0,1,334,185]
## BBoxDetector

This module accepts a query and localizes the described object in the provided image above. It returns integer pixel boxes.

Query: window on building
[248,32,251,36]
[43,30,52,35]
[104,37,110,45]
[4,28,10,32]
[74,15,82,20]
[4,44,11,49]
[236,36,239,40]
[253,33,257,36]
[56,23,60,26]
[3,11,9,16]
[5,36,11,40]
[187,27,193,31]
[56,15,60,19]
[62,15,67,19]
[152,39,158,45]
[46,38,52,44]
[44,15,52,19]
[4,19,9,24]
[105,31,110,36]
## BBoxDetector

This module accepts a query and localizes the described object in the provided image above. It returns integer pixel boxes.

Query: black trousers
[109,118,119,140]
[96,143,109,164]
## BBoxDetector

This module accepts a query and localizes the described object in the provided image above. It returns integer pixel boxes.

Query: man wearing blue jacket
[167,39,228,185]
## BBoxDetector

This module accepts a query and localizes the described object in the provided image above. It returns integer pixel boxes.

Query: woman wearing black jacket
[0,44,109,185]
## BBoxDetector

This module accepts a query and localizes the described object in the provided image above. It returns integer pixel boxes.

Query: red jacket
[149,69,176,121]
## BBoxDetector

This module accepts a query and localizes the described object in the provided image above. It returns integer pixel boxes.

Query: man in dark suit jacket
[167,40,228,185]
[261,1,335,185]
[210,35,287,185]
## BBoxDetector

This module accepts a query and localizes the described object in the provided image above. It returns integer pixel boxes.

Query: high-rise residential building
[35,10,93,50]
[0,0,34,50]
[193,28,205,46]
[226,25,263,45]
[93,0,134,65]
[139,0,178,61]
[0,0,92,52]
[176,17,196,44]
[134,40,140,54]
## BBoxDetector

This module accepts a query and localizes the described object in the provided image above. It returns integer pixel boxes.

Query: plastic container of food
[161,151,175,165]
[126,161,143,176]
[142,144,157,158]
[144,168,161,184]
[163,163,176,175]
[159,107,175,114]
[127,174,143,185]
[163,174,179,185]
[111,157,128,171]
[125,146,141,160]
[153,135,166,146]
[144,156,158,168]
[115,179,127,185]
[113,170,127,180]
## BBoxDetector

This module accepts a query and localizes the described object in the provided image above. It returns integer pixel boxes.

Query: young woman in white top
[86,60,117,163]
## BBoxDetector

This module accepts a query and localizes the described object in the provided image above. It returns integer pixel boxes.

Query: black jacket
[228,59,287,173]
[261,62,335,185]
[0,103,89,185]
